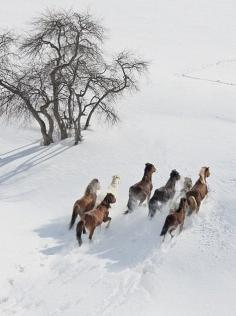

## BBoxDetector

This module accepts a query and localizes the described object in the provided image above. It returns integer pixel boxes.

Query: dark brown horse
[186,167,210,214]
[76,193,116,246]
[124,163,156,214]
[69,179,101,229]
[160,197,188,241]
[148,169,180,218]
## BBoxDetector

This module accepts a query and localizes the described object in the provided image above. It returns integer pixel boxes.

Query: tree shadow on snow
[0,140,72,184]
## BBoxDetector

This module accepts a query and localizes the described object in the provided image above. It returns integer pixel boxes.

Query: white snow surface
[0,1,236,315]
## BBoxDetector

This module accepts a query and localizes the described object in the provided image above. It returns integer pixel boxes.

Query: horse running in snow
[97,175,120,205]
[170,176,192,210]
[69,179,101,229]
[76,193,116,246]
[186,167,210,214]
[148,169,180,218]
[124,163,156,214]
[160,197,188,241]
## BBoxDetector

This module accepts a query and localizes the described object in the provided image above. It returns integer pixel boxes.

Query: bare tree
[0,33,54,145]
[0,10,148,146]
[21,11,104,141]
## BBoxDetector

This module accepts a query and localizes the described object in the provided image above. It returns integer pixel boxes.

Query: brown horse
[124,163,156,214]
[69,179,101,229]
[76,193,116,246]
[186,167,210,214]
[160,197,188,241]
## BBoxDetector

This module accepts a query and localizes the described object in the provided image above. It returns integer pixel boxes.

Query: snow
[1,1,236,315]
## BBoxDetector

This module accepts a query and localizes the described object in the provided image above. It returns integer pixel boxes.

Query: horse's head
[170,169,180,180]
[205,167,210,178]
[87,178,101,194]
[145,163,156,174]
[112,175,120,185]
[103,193,116,205]
[199,167,210,183]
[183,177,192,190]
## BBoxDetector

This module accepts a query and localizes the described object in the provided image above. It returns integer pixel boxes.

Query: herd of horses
[69,164,210,246]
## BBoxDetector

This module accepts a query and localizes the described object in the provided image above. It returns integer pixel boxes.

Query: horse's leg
[76,220,84,246]
[195,200,201,214]
[162,233,166,242]
[104,216,112,228]
[179,223,184,233]
[169,228,175,238]
[139,194,147,206]
[148,199,159,218]
[88,226,96,241]
[83,226,86,234]
[147,193,152,207]
[124,195,137,214]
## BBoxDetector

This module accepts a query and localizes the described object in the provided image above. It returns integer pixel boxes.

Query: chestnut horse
[186,167,210,214]
[124,163,156,214]
[76,193,116,246]
[69,179,101,229]
[160,197,188,241]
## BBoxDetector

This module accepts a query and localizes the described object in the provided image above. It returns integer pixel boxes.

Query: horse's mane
[85,179,99,195]
[199,167,207,184]
[110,175,120,187]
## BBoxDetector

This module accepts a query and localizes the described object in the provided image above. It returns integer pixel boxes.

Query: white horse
[169,177,192,211]
[96,175,120,205]
[107,175,120,198]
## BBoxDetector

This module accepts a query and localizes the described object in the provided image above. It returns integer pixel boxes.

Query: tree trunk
[30,109,53,146]
[84,105,97,130]
[34,111,53,146]
[40,105,54,143]
[50,72,68,140]
[0,81,53,146]
[73,117,82,145]
[41,130,53,146]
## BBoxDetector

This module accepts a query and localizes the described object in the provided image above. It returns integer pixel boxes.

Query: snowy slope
[1,1,236,315]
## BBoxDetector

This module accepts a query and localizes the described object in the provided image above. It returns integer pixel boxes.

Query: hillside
[0,1,236,315]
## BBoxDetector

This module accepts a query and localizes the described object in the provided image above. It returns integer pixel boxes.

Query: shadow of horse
[34,206,167,272]
[34,216,75,256]
[85,206,166,272]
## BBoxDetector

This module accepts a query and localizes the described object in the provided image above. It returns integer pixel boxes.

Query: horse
[160,197,188,241]
[124,163,156,214]
[107,175,120,198]
[96,175,120,205]
[69,179,101,230]
[170,176,192,210]
[76,193,116,246]
[148,169,181,218]
[186,167,210,214]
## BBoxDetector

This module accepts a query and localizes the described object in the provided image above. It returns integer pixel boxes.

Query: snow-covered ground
[0,1,236,315]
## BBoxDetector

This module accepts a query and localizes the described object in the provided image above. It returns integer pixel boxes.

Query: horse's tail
[76,220,85,246]
[187,195,198,214]
[160,216,172,236]
[69,204,80,229]
[148,199,158,218]
[124,194,137,214]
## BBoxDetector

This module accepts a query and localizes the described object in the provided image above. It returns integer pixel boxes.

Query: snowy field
[1,1,236,315]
